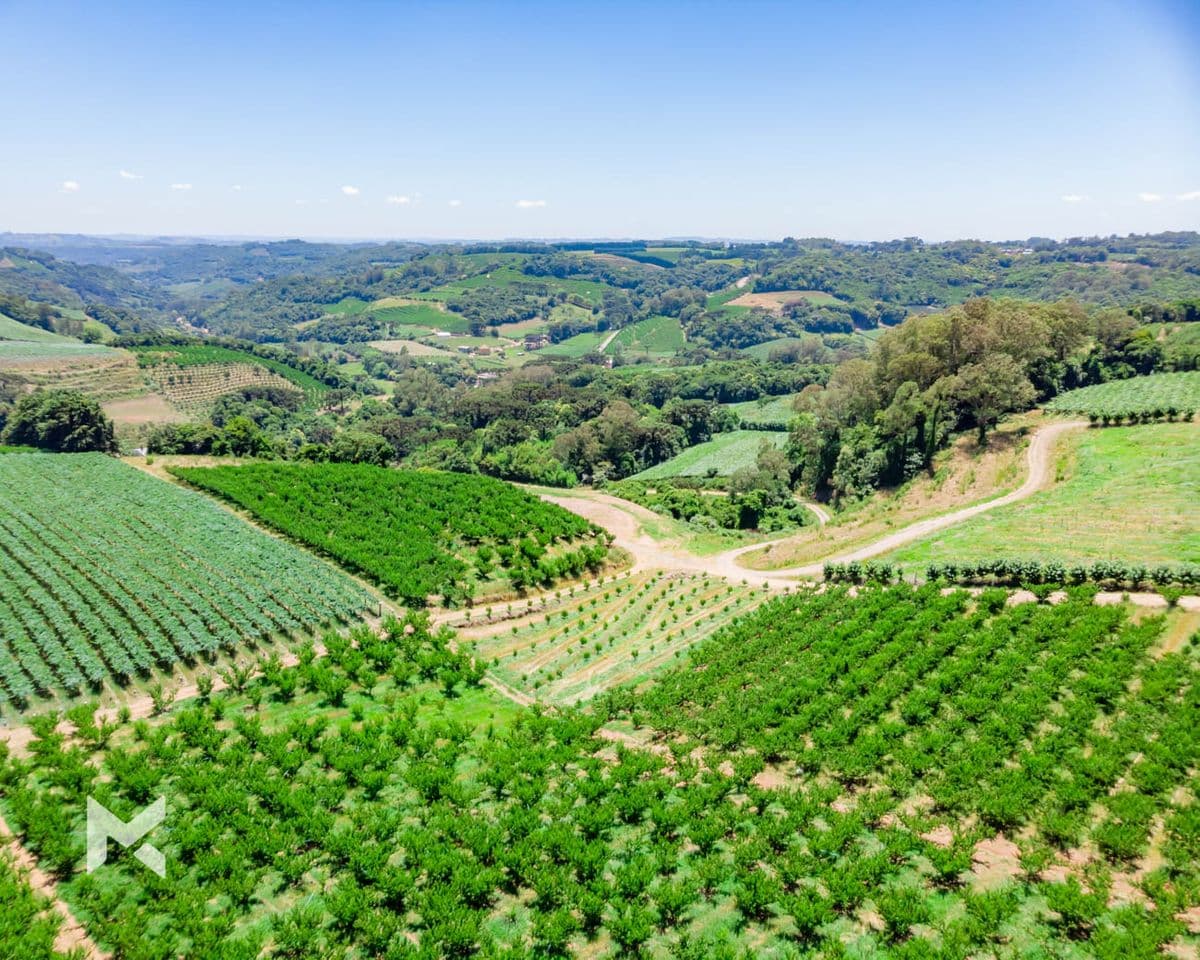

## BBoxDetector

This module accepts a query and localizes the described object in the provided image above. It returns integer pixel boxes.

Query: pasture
[606,315,685,356]
[725,392,800,428]
[884,422,1200,570]
[0,313,77,343]
[631,430,788,480]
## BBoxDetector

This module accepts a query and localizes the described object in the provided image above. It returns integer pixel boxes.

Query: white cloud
[60,180,80,193]
[295,199,308,206]
[1177,190,1200,201]
[1138,192,1162,203]
[341,185,360,196]
[515,199,547,208]
[231,184,243,192]
[448,199,463,207]
[1060,194,1087,204]
[385,194,411,205]
[170,183,192,191]
[119,169,143,180]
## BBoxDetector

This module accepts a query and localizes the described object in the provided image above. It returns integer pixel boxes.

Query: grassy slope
[607,315,684,356]
[884,422,1200,570]
[631,430,787,480]
[725,393,799,426]
[0,313,77,343]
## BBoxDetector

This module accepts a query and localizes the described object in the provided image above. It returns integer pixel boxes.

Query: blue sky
[2,0,1198,241]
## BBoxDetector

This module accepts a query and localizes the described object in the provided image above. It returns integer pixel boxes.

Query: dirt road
[540,420,1088,583]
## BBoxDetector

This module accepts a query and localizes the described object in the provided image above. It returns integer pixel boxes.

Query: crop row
[145,362,302,409]
[1045,370,1200,417]
[3,599,1194,958]
[0,454,372,711]
[470,571,769,704]
[171,463,608,607]
[620,584,1195,851]
[926,558,1200,588]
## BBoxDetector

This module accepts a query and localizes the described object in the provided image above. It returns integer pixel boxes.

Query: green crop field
[3,585,1195,959]
[884,422,1200,570]
[467,571,769,705]
[606,315,685,356]
[725,392,800,429]
[632,430,788,480]
[0,454,371,711]
[171,463,609,607]
[1045,371,1200,419]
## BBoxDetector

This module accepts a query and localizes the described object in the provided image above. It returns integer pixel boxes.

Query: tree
[1,389,115,452]
[950,354,1035,444]
[327,431,393,466]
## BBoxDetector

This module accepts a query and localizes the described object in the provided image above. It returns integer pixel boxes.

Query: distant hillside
[0,246,173,323]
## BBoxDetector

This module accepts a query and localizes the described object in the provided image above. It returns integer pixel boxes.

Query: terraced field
[145,362,302,409]
[2,350,146,401]
[467,571,770,704]
[132,345,331,403]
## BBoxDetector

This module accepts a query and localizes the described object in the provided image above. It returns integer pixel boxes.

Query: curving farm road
[539,419,1089,585]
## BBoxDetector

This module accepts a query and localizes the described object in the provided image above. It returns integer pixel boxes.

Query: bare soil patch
[728,290,833,313]
[104,392,190,426]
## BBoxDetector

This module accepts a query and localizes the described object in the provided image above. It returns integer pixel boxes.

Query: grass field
[0,454,372,712]
[741,419,1034,570]
[606,315,684,356]
[539,330,606,357]
[631,430,788,480]
[0,340,116,363]
[725,393,800,428]
[884,422,1200,571]
[465,571,770,704]
[1044,371,1200,418]
[369,302,467,333]
[323,296,369,315]
[0,313,76,343]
